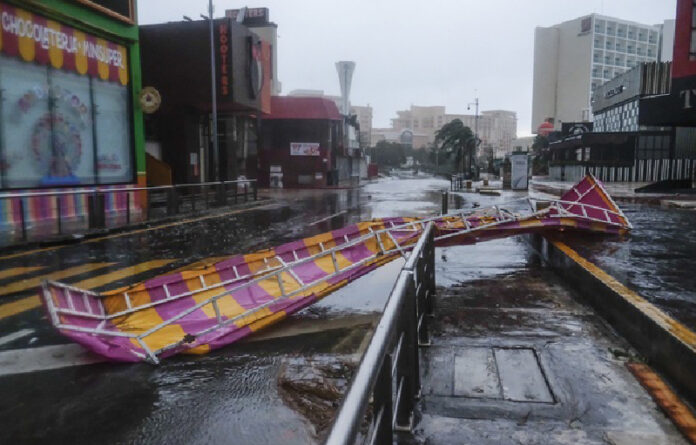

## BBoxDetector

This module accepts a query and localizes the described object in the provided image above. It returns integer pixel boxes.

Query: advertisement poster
[510,153,529,190]
[290,142,320,156]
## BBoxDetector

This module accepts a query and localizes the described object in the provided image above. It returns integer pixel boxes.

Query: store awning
[264,96,343,120]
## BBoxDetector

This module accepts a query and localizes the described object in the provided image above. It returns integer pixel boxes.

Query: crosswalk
[0,259,176,321]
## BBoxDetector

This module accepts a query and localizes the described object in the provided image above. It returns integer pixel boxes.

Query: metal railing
[324,222,435,445]
[0,179,257,246]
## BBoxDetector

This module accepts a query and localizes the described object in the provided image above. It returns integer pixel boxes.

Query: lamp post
[467,97,479,178]
[204,1,219,182]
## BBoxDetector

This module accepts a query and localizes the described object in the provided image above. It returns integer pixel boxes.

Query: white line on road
[308,210,347,226]
[0,344,106,377]
[0,329,34,346]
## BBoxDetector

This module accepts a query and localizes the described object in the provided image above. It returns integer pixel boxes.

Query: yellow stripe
[0,259,175,320]
[0,266,45,281]
[47,20,63,68]
[0,202,274,262]
[17,9,35,62]
[0,263,113,297]
[552,240,696,349]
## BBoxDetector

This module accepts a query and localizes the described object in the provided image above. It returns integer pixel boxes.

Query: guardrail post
[18,198,27,241]
[88,193,105,229]
[216,182,226,206]
[253,181,258,201]
[427,227,436,314]
[166,188,178,216]
[244,183,248,202]
[441,190,448,215]
[373,353,393,445]
[126,192,131,225]
[56,195,62,235]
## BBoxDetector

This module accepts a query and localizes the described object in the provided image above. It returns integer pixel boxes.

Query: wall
[555,17,593,125]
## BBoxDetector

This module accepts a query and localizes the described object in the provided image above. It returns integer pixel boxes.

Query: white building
[532,14,674,134]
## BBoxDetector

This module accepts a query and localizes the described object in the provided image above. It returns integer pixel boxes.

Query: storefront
[259,96,343,188]
[140,17,271,186]
[0,0,145,243]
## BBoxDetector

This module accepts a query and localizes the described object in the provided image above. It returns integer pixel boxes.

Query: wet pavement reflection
[1,174,690,444]
[563,202,696,329]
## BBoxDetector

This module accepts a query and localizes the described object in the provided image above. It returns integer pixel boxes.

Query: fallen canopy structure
[41,175,631,363]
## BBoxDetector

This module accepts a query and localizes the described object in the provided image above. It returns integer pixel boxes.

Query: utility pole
[208,0,219,182]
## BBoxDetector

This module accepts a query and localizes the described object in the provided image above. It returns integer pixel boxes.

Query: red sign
[219,23,230,96]
[0,2,129,85]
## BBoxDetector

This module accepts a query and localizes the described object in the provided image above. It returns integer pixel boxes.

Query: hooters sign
[0,2,129,85]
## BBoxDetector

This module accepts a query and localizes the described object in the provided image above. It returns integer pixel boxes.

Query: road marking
[0,259,176,321]
[0,343,105,377]
[0,328,34,346]
[171,256,230,273]
[627,362,696,443]
[0,266,45,281]
[0,262,113,297]
[309,210,348,226]
[0,202,276,262]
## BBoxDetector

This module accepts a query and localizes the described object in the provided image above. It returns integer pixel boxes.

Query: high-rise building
[532,14,674,133]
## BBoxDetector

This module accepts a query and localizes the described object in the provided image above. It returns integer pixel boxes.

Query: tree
[434,119,476,176]
[369,141,407,169]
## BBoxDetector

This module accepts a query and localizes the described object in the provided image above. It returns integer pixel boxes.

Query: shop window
[0,55,133,189]
[94,79,133,184]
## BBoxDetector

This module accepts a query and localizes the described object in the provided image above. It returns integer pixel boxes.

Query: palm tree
[434,119,476,175]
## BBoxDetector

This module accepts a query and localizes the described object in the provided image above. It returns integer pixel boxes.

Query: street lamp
[206,1,219,182]
[190,2,219,183]
[467,97,479,178]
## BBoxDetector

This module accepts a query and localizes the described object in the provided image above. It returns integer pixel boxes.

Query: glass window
[0,57,50,188]
[49,69,96,186]
[93,79,132,184]
[0,54,133,189]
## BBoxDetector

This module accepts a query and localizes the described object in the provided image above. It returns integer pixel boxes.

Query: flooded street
[0,175,691,444]
[0,175,453,444]
[564,202,696,329]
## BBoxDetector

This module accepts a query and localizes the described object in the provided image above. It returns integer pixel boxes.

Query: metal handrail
[325,222,435,445]
[0,178,257,199]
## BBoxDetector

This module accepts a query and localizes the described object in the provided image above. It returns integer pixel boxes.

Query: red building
[640,0,696,126]
[259,96,346,188]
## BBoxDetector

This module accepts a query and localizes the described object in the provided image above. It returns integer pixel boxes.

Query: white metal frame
[41,184,631,364]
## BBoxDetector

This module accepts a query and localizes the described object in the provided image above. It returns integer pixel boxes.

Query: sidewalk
[411,240,688,444]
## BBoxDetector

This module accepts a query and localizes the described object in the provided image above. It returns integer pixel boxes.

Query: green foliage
[368,141,407,168]
[434,119,476,174]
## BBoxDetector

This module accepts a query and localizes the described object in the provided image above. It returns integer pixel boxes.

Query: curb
[526,233,696,406]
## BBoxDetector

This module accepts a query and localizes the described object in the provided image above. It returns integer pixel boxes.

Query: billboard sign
[290,142,320,156]
[510,153,529,190]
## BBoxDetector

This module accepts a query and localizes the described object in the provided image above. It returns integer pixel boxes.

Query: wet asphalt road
[0,175,458,444]
[564,202,696,329]
[0,174,693,444]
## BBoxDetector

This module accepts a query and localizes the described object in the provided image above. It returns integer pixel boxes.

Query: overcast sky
[138,0,677,137]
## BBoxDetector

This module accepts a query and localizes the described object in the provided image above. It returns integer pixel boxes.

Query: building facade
[350,105,372,148]
[259,96,345,188]
[532,14,672,133]
[225,7,281,95]
[0,0,146,243]
[140,17,271,185]
[382,105,517,157]
[549,60,696,183]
